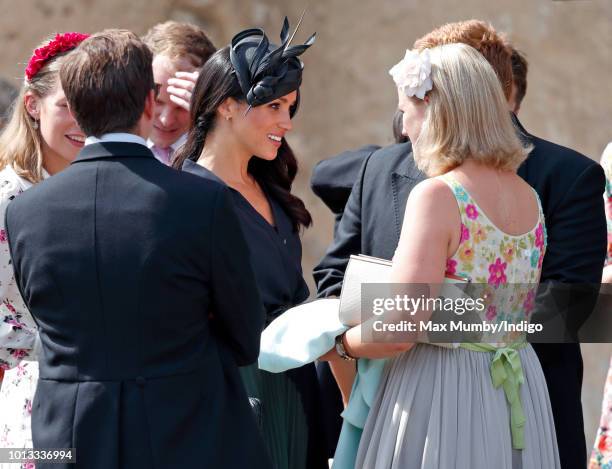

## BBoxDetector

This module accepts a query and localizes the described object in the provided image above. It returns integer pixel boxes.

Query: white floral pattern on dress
[0,165,39,468]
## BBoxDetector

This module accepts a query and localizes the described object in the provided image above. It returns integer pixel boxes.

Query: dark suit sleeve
[532,163,607,341]
[543,163,607,284]
[313,153,371,298]
[310,145,379,217]
[209,187,265,366]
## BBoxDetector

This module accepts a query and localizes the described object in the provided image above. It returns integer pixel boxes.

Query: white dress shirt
[85,132,149,148]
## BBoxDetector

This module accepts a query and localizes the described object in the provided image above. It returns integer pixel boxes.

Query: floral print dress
[355,173,561,469]
[0,165,40,468]
[442,174,546,345]
[590,142,612,469]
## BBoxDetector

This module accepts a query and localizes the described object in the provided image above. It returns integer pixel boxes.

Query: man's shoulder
[527,132,598,177]
[365,141,413,171]
[315,144,380,170]
[124,160,230,208]
[359,142,418,187]
[9,158,227,217]
[311,144,380,191]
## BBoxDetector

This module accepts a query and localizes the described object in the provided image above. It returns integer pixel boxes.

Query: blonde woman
[0,32,87,454]
[341,44,560,468]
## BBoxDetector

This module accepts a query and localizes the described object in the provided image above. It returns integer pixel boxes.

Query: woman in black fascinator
[173,17,328,469]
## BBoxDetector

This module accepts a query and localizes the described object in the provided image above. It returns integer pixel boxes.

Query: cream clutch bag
[339,254,470,327]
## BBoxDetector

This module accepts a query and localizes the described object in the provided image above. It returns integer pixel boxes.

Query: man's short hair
[60,29,154,137]
[510,48,528,108]
[142,21,216,68]
[414,20,513,100]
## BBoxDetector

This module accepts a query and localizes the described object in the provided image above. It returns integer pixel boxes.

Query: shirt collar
[85,133,148,148]
[146,132,188,151]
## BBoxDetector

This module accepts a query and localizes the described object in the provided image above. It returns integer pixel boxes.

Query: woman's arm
[329,359,356,407]
[343,179,457,359]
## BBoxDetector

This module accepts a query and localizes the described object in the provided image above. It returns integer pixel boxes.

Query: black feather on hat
[229,15,315,112]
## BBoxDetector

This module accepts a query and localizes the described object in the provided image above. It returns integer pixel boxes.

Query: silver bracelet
[335,332,356,361]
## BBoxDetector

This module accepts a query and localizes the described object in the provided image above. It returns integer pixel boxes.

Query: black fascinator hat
[229,15,315,112]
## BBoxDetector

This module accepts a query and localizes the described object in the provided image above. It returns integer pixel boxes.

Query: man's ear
[24,92,40,120]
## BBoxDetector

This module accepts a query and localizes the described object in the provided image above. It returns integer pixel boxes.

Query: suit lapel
[390,150,425,241]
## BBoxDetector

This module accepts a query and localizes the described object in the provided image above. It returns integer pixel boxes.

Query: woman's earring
[32,119,39,130]
[225,116,231,121]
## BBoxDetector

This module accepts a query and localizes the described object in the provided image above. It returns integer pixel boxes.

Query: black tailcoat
[6,142,271,469]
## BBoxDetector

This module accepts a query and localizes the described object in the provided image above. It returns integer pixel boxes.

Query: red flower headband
[25,32,90,82]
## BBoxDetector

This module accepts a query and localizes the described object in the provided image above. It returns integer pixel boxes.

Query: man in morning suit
[5,30,270,469]
[314,20,606,469]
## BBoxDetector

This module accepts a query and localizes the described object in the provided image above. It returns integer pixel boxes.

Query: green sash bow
[460,342,528,449]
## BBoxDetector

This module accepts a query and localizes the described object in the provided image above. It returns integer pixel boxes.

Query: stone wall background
[1,0,611,457]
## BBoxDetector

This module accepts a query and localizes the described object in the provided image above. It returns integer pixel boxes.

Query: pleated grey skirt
[355,344,560,469]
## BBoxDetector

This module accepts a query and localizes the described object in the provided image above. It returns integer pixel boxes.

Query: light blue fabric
[258,299,387,469]
[258,299,346,372]
[333,358,386,469]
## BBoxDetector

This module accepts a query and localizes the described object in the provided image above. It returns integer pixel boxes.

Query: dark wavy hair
[172,46,311,232]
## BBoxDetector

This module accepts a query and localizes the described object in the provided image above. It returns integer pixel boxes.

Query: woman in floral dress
[589,142,612,469]
[0,33,87,466]
[341,44,560,468]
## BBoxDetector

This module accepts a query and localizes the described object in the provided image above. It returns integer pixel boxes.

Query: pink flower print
[4,317,23,330]
[445,258,457,276]
[0,229,6,243]
[485,305,497,321]
[598,434,612,453]
[538,247,545,268]
[488,258,507,287]
[460,223,470,243]
[3,299,16,314]
[17,363,27,377]
[535,223,544,249]
[523,290,536,317]
[10,348,28,359]
[23,463,35,469]
[25,399,32,415]
[465,204,479,220]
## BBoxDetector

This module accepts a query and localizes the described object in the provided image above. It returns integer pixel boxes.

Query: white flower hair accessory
[389,48,433,100]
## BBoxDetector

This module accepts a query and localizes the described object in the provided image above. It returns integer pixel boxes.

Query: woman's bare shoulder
[407,177,458,215]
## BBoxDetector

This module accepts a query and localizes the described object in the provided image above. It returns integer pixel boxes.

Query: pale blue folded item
[259,299,346,372]
[258,298,387,469]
